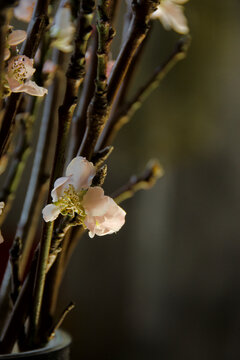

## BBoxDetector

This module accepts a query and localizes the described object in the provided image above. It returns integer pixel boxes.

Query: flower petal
[83,187,126,237]
[51,176,72,202]
[4,48,10,61]
[8,30,27,46]
[14,0,35,23]
[66,156,96,191]
[83,187,110,217]
[42,204,60,222]
[10,80,48,96]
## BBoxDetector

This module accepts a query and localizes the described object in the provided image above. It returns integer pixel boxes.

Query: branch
[112,160,164,204]
[0,106,34,226]
[101,36,191,147]
[79,0,115,159]
[0,0,50,159]
[28,0,95,345]
[106,0,159,105]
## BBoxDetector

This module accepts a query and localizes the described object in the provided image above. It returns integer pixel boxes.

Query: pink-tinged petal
[18,80,48,96]
[7,80,48,96]
[14,0,35,23]
[83,187,110,217]
[0,230,4,244]
[4,48,10,61]
[42,204,60,222]
[83,187,126,237]
[8,30,27,46]
[66,156,96,191]
[51,176,72,202]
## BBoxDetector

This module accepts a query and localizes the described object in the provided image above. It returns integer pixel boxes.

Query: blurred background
[3,0,240,359]
[59,1,240,358]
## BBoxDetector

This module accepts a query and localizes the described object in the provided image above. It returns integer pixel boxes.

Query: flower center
[54,184,86,219]
[10,57,29,83]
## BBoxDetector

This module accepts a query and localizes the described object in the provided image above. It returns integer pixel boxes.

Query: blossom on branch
[14,0,36,23]
[151,0,189,34]
[42,157,126,237]
[6,55,48,96]
[50,7,75,53]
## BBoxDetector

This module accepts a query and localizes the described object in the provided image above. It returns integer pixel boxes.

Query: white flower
[151,0,189,35]
[6,55,48,96]
[42,156,96,222]
[82,187,126,238]
[50,7,75,53]
[42,157,126,238]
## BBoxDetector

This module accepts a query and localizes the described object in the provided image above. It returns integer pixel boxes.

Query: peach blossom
[151,0,189,34]
[82,187,126,238]
[6,55,48,96]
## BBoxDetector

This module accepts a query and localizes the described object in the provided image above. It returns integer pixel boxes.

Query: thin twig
[0,0,50,159]
[28,0,95,345]
[101,36,191,147]
[112,160,164,204]
[0,103,35,226]
[80,0,115,159]
[15,49,62,284]
[107,0,159,105]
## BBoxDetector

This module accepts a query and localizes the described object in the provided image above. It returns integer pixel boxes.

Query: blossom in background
[42,156,126,237]
[4,28,27,61]
[6,55,48,96]
[50,7,75,53]
[14,0,35,23]
[0,202,5,244]
[151,0,189,35]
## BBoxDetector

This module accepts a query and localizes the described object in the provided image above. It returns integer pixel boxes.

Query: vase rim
[0,329,71,358]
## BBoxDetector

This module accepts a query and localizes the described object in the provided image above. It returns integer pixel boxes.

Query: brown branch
[27,0,96,346]
[0,0,50,159]
[68,29,98,161]
[106,0,159,105]
[101,36,191,147]
[112,160,164,204]
[79,0,115,159]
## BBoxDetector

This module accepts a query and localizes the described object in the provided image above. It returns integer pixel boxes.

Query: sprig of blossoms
[151,0,189,35]
[42,157,126,237]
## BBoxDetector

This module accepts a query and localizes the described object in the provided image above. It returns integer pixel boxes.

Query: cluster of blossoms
[42,157,126,238]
